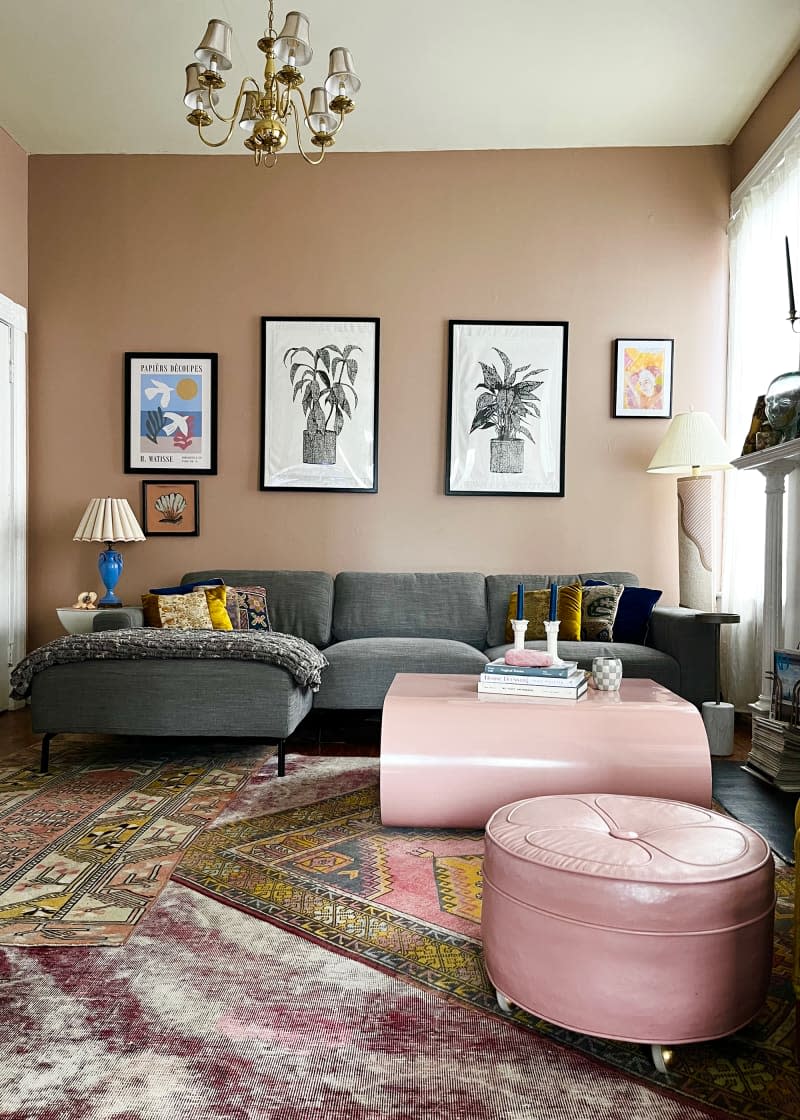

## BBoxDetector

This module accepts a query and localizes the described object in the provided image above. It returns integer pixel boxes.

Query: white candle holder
[510,618,529,651]
[543,619,564,665]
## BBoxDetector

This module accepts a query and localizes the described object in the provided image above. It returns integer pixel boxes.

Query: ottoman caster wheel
[496,990,513,1014]
[650,1044,675,1073]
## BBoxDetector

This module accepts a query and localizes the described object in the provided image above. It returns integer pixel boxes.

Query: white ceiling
[1,0,800,156]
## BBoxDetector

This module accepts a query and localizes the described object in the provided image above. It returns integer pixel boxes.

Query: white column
[755,463,796,709]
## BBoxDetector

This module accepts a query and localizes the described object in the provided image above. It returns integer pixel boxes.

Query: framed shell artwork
[141,480,199,537]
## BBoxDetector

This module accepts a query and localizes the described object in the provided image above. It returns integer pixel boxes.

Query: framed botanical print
[260,317,379,492]
[141,480,199,536]
[445,320,568,496]
[612,339,673,418]
[125,353,218,473]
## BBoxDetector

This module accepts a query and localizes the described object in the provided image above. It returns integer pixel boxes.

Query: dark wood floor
[0,704,752,764]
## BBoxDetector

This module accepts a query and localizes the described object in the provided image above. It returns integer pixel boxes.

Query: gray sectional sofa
[29,568,715,776]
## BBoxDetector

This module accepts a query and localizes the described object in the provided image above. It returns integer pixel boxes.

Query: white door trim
[0,291,27,710]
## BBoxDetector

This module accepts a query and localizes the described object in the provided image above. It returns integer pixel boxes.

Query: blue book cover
[485,658,578,678]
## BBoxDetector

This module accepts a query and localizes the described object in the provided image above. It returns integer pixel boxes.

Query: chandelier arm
[207,75,262,125]
[290,101,327,165]
[194,117,241,148]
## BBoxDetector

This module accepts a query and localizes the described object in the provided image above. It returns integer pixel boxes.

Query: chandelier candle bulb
[516,583,524,620]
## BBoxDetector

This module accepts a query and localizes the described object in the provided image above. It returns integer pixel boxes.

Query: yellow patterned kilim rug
[174,756,799,1120]
[0,737,273,946]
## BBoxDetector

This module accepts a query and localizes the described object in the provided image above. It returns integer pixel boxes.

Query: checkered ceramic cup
[591,656,623,691]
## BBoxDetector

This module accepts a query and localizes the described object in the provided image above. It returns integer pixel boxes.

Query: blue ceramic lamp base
[97,543,124,607]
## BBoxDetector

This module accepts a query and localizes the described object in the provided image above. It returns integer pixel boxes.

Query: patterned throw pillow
[504,584,582,642]
[225,585,272,632]
[155,589,214,630]
[583,581,662,644]
[581,584,624,641]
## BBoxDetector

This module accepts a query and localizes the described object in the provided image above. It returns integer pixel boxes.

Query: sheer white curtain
[722,121,800,707]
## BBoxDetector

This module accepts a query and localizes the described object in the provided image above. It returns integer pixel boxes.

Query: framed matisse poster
[613,339,673,418]
[445,320,568,497]
[141,480,199,537]
[260,317,379,492]
[125,353,218,473]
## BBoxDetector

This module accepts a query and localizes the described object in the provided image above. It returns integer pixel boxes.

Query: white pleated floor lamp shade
[647,412,731,611]
[73,497,145,607]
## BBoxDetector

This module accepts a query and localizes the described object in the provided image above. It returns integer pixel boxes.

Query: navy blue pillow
[149,577,224,595]
[583,580,662,644]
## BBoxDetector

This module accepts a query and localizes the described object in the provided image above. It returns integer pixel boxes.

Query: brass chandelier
[183,2,360,167]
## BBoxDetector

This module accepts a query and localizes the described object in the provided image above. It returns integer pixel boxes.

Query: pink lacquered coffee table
[380,674,711,827]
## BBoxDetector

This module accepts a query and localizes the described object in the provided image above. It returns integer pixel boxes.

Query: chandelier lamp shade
[73,498,145,608]
[646,411,731,611]
[183,2,361,167]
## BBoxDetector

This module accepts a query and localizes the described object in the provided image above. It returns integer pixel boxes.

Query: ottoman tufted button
[609,829,640,840]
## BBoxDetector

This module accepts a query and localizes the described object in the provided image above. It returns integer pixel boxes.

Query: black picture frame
[445,320,568,497]
[612,339,674,419]
[124,352,218,474]
[260,317,380,493]
[141,480,200,537]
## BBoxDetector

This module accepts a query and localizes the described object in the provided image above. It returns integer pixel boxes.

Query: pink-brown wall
[0,127,27,307]
[27,147,730,648]
[731,50,800,189]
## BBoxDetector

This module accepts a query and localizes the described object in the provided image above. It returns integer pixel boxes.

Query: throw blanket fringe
[10,629,328,700]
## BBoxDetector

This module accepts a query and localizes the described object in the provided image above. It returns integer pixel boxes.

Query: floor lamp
[646,411,731,612]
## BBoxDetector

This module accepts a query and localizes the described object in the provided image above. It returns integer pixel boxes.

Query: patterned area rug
[0,737,273,946]
[0,876,721,1120]
[175,755,800,1120]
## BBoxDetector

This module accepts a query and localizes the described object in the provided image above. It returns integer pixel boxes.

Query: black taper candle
[786,235,796,320]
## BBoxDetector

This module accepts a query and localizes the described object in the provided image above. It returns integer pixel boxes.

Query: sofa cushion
[182,570,333,647]
[332,572,488,648]
[316,637,489,709]
[486,572,639,649]
[484,640,680,693]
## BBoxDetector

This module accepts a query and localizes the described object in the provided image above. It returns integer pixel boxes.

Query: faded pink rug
[0,756,724,1120]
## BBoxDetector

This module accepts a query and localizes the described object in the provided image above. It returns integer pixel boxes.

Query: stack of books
[744,714,800,791]
[477,658,588,701]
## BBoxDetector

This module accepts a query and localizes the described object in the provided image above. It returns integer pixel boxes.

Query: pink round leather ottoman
[482,793,775,1061]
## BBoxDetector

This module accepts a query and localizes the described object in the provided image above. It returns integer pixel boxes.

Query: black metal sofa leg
[276,739,286,778]
[40,732,55,774]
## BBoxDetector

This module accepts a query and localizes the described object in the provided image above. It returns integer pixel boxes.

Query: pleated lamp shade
[646,412,731,474]
[73,498,145,543]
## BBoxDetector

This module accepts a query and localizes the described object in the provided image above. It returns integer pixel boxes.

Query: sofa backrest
[332,571,488,648]
[181,569,334,647]
[485,571,640,648]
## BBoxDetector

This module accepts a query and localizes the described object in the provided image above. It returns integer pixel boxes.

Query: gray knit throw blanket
[10,628,329,701]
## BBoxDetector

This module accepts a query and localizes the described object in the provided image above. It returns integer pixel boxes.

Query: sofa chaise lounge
[29,568,715,775]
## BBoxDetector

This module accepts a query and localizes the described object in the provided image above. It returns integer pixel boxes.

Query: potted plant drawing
[470,348,546,473]
[284,343,361,465]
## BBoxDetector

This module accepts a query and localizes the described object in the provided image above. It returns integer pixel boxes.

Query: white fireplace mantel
[731,436,800,709]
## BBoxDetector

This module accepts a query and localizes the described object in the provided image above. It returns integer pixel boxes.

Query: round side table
[696,612,740,757]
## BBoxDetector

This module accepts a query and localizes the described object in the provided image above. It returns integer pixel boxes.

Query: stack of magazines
[744,714,800,791]
[477,657,588,700]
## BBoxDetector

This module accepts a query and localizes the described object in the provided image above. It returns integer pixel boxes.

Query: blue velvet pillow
[583,580,662,644]
[149,577,224,595]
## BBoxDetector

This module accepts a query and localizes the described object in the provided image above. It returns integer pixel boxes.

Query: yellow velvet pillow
[505,584,582,643]
[205,585,233,631]
[141,585,232,630]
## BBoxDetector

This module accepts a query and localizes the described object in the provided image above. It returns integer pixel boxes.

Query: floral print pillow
[225,585,272,632]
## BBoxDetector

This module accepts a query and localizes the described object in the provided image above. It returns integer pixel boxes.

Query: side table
[56,608,101,634]
[696,612,740,756]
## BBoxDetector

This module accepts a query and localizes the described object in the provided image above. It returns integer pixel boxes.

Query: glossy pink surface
[482,793,775,1044]
[380,674,712,827]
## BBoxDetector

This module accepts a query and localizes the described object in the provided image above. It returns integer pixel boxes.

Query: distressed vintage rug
[175,755,800,1120]
[0,879,721,1120]
[0,736,273,946]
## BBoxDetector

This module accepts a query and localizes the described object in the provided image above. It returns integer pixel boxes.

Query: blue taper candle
[549,582,558,621]
[516,583,524,619]
[786,236,796,320]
